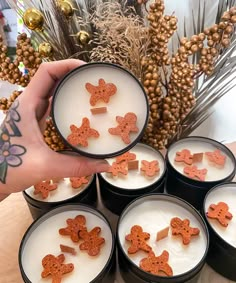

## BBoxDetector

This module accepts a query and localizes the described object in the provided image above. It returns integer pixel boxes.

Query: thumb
[43,151,110,179]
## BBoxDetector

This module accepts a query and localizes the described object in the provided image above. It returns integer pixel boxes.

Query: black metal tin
[51,62,149,159]
[202,182,236,281]
[165,136,236,210]
[117,193,209,283]
[23,174,97,220]
[98,143,166,215]
[19,204,116,283]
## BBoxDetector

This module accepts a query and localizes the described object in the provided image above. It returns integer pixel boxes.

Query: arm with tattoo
[0,60,109,202]
[0,100,26,184]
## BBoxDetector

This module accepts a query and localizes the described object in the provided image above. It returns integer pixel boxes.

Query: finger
[24,59,86,100]
[38,97,52,132]
[42,151,109,179]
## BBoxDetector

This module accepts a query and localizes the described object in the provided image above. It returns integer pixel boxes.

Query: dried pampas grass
[90,2,149,79]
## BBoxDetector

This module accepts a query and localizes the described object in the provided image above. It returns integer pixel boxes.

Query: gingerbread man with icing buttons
[85,78,117,106]
[125,225,152,254]
[206,202,233,227]
[170,217,200,245]
[108,112,139,144]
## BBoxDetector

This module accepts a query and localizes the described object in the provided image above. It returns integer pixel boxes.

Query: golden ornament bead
[222,38,230,47]
[180,37,188,45]
[77,31,90,45]
[198,33,206,41]
[58,0,74,18]
[190,35,198,43]
[207,40,214,47]
[145,73,152,80]
[210,24,219,33]
[23,8,44,31]
[222,12,230,21]
[38,42,53,58]
[229,7,236,15]
[231,15,236,23]
[191,44,198,52]
[212,33,220,42]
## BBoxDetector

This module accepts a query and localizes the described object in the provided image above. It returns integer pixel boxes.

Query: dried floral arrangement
[1,0,236,151]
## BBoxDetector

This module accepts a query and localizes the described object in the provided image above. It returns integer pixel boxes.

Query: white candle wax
[168,139,234,181]
[53,64,148,156]
[118,199,207,276]
[21,210,113,283]
[204,184,236,248]
[101,143,165,189]
[25,177,93,202]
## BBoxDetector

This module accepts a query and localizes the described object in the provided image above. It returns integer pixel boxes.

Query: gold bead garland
[44,118,67,151]
[16,33,42,83]
[0,90,22,112]
[0,33,42,88]
[147,1,177,67]
[141,0,236,150]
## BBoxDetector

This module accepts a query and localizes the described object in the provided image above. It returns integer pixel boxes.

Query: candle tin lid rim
[203,181,236,251]
[23,174,95,205]
[116,193,210,279]
[51,62,150,159]
[166,136,236,184]
[18,203,115,282]
[99,142,167,192]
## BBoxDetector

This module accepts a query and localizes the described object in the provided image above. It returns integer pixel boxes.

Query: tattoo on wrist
[0,100,26,183]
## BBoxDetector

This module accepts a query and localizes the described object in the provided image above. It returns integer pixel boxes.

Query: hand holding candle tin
[52,62,149,158]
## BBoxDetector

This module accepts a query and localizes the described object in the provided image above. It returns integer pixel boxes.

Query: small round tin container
[165,136,236,209]
[19,204,116,283]
[203,182,236,281]
[117,194,209,283]
[23,174,97,220]
[98,143,166,215]
[52,62,149,159]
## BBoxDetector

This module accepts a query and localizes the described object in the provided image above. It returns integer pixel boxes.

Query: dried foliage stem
[90,2,149,79]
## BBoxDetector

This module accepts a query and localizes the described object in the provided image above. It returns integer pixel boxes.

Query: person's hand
[0,59,109,199]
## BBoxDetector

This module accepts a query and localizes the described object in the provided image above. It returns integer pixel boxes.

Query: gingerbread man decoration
[70,176,89,189]
[108,112,139,144]
[125,225,152,254]
[206,202,233,227]
[175,149,193,165]
[85,78,117,106]
[184,165,207,181]
[34,180,58,199]
[67,118,99,147]
[59,215,86,242]
[170,217,200,245]
[41,254,74,282]
[205,149,226,166]
[116,151,136,163]
[79,227,105,256]
[140,250,173,276]
[141,160,160,177]
[108,161,128,176]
